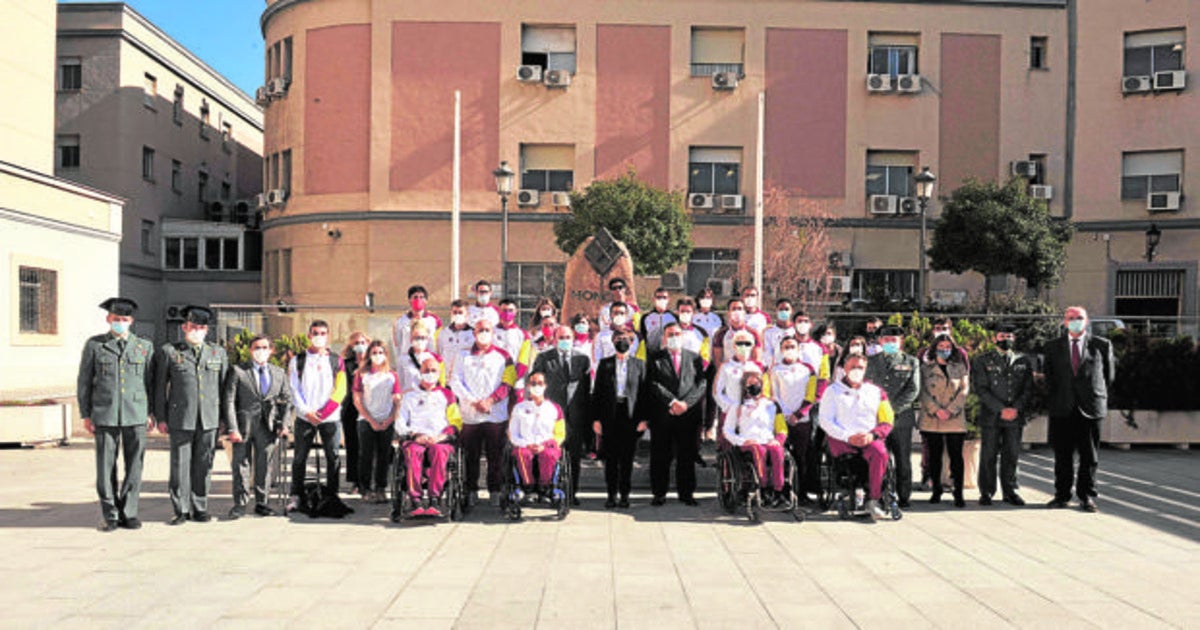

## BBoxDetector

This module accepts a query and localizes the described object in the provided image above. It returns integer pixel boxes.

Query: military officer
[971,323,1035,506]
[77,298,156,532]
[154,305,229,524]
[864,325,921,507]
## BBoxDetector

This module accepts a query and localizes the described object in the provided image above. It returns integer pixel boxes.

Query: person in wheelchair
[507,371,566,504]
[395,355,462,517]
[818,354,895,520]
[723,371,789,506]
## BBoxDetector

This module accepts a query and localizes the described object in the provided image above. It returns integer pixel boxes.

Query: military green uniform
[971,349,1034,500]
[865,351,921,503]
[154,341,228,518]
[77,332,155,524]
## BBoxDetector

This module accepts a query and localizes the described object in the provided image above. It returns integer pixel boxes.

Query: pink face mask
[410,297,427,312]
[499,311,516,323]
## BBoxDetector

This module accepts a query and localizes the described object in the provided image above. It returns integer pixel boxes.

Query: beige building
[0,0,124,401]
[257,0,1196,328]
[56,2,264,344]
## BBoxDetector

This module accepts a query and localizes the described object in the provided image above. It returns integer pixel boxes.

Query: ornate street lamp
[1145,223,1161,262]
[914,166,937,311]
[493,161,515,291]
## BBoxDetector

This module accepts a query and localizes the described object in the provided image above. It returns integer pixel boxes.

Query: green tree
[927,178,1074,310]
[553,169,693,276]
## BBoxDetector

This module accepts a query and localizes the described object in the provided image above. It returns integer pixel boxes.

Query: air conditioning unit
[550,191,571,208]
[712,71,739,90]
[253,193,268,210]
[866,74,893,92]
[1154,70,1186,91]
[267,189,288,206]
[827,251,853,269]
[1030,184,1054,200]
[1148,191,1181,212]
[896,74,922,93]
[1122,75,1152,93]
[1011,160,1039,178]
[897,196,919,215]
[255,86,270,107]
[517,189,539,207]
[689,192,715,210]
[516,65,543,82]
[721,194,744,212]
[706,277,734,296]
[269,77,290,96]
[869,194,898,215]
[165,304,188,322]
[827,275,852,294]
[661,271,686,291]
[543,69,571,88]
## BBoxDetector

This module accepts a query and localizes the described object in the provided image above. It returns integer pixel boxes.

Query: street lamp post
[914,166,937,312]
[493,161,515,293]
[1145,223,1161,262]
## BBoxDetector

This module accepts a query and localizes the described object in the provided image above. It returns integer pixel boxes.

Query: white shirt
[467,303,500,328]
[818,380,888,443]
[355,369,400,421]
[724,397,783,446]
[392,312,442,358]
[508,399,563,447]
[437,325,476,381]
[762,325,793,366]
[450,345,514,424]
[694,311,723,341]
[396,385,457,437]
[289,351,340,424]
[598,301,639,330]
[745,309,771,334]
[771,361,816,420]
[715,359,763,413]
[615,355,629,398]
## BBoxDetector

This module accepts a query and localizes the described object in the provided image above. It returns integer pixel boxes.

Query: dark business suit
[531,347,593,499]
[1042,333,1115,501]
[593,354,645,500]
[645,349,707,500]
[222,361,293,508]
[154,341,229,517]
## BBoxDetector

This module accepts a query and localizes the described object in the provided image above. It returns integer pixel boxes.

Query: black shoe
[978,495,993,506]
[1003,493,1026,507]
[120,517,142,530]
[651,496,666,506]
[254,504,276,517]
[617,497,630,509]
[98,520,119,532]
[168,514,188,526]
[953,495,966,509]
[898,499,911,509]
[605,497,617,509]
[571,497,582,507]
[680,497,698,507]
[1046,498,1071,509]
[696,455,709,468]
[929,491,942,505]
[192,511,212,523]
[227,506,246,520]
[1080,497,1098,513]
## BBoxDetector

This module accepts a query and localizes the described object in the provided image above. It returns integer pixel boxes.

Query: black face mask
[745,383,763,397]
[996,339,1014,351]
[613,339,631,353]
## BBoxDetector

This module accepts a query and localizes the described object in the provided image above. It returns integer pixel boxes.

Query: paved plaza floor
[1,440,1197,629]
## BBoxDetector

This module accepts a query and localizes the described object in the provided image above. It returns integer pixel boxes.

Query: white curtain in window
[692,29,744,64]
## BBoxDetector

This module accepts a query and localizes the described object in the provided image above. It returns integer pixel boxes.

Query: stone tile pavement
[0,441,1197,628]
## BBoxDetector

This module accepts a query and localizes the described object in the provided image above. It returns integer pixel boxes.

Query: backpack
[294,351,342,377]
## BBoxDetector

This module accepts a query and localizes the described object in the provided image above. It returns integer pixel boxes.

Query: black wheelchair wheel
[555,460,571,521]
[746,491,761,522]
[389,446,408,522]
[448,448,465,521]
[717,451,739,514]
[784,451,806,522]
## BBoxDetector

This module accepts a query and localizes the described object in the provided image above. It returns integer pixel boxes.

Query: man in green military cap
[154,305,229,524]
[864,325,921,507]
[972,323,1035,506]
[77,297,156,532]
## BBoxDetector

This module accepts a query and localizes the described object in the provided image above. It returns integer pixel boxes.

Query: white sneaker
[285,496,300,514]
[866,499,887,521]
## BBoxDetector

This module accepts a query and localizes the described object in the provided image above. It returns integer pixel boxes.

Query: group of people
[77,280,1114,531]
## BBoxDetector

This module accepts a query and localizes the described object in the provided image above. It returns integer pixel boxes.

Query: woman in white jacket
[723,371,789,505]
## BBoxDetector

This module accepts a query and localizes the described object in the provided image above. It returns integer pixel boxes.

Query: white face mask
[451,313,466,326]
[781,348,799,363]
[699,298,713,310]
[743,297,758,309]
[821,334,835,345]
[528,385,546,399]
[310,335,328,349]
[612,315,627,327]
[251,349,272,364]
[729,310,746,325]
[370,354,386,366]
[411,338,429,352]
[654,299,668,310]
[665,336,683,351]
[420,371,439,385]
[795,322,812,335]
[353,343,368,355]
[476,293,491,305]
[679,312,693,325]
[734,345,752,360]
[847,368,866,385]
[186,329,207,345]
[475,331,492,346]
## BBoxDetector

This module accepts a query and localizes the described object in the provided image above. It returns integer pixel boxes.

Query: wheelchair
[820,442,903,521]
[389,437,467,522]
[498,445,571,521]
[716,444,806,523]
[270,429,329,516]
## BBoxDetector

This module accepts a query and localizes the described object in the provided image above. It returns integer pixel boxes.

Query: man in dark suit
[154,305,229,524]
[645,322,708,506]
[592,330,645,508]
[1042,306,1115,512]
[222,335,294,518]
[530,325,592,505]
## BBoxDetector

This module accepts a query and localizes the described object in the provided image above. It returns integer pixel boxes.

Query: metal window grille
[19,267,58,334]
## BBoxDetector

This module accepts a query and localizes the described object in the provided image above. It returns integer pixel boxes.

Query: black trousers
[357,421,393,492]
[602,404,639,499]
[786,421,815,495]
[1049,411,1101,501]
[979,421,1024,499]
[341,398,361,486]
[291,420,341,496]
[886,421,915,503]
[650,412,700,499]
[922,431,965,495]
[564,416,591,499]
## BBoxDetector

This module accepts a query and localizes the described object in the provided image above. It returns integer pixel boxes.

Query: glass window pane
[866,165,888,196]
[520,266,543,297]
[165,238,180,268]
[713,163,739,195]
[1121,176,1148,200]
[546,52,576,74]
[1124,46,1152,75]
[205,238,221,270]
[547,170,573,192]
[1150,174,1180,193]
[223,238,239,269]
[689,163,713,193]
[521,169,547,191]
[870,48,889,74]
[183,238,199,269]
[887,166,913,196]
[1152,44,1183,72]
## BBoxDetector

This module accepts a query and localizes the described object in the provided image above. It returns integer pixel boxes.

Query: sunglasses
[734,341,754,348]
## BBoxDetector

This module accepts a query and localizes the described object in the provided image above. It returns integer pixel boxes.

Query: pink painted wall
[594,24,670,187]
[304,24,371,194]
[939,34,1001,190]
[764,28,848,198]
[390,21,500,193]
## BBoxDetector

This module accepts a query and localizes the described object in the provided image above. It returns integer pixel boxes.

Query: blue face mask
[881,341,900,355]
[110,321,129,335]
[937,348,953,360]
[777,311,791,322]
[1067,319,1086,334]
[556,339,573,353]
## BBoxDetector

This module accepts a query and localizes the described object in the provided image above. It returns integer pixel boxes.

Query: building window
[265,250,278,296]
[143,73,157,109]
[868,33,919,76]
[1124,29,1185,77]
[281,150,292,193]
[173,85,184,125]
[164,236,241,271]
[171,160,182,193]
[203,237,241,271]
[852,269,917,302]
[1027,153,1048,186]
[221,121,233,151]
[520,144,573,192]
[280,248,292,295]
[282,36,293,80]
[198,170,209,206]
[199,99,211,139]
[18,267,58,335]
[521,25,576,74]
[1030,36,1048,70]
[687,248,739,297]
[688,147,741,195]
[59,57,82,91]
[142,146,155,181]
[56,135,80,169]
[1121,150,1183,200]
[690,28,745,76]
[865,151,917,196]
[504,262,565,321]
[221,180,232,201]
[141,220,155,255]
[164,237,199,270]
[1115,269,1186,330]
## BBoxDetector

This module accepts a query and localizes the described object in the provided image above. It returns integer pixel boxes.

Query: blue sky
[62,0,265,96]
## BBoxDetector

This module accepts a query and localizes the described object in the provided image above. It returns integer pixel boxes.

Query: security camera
[327,228,342,239]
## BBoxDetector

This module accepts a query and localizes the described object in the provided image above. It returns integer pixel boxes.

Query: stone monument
[560,228,637,325]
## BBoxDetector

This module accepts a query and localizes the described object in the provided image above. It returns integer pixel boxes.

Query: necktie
[1071,339,1081,374]
[116,339,126,355]
[259,365,270,396]
[672,352,681,376]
